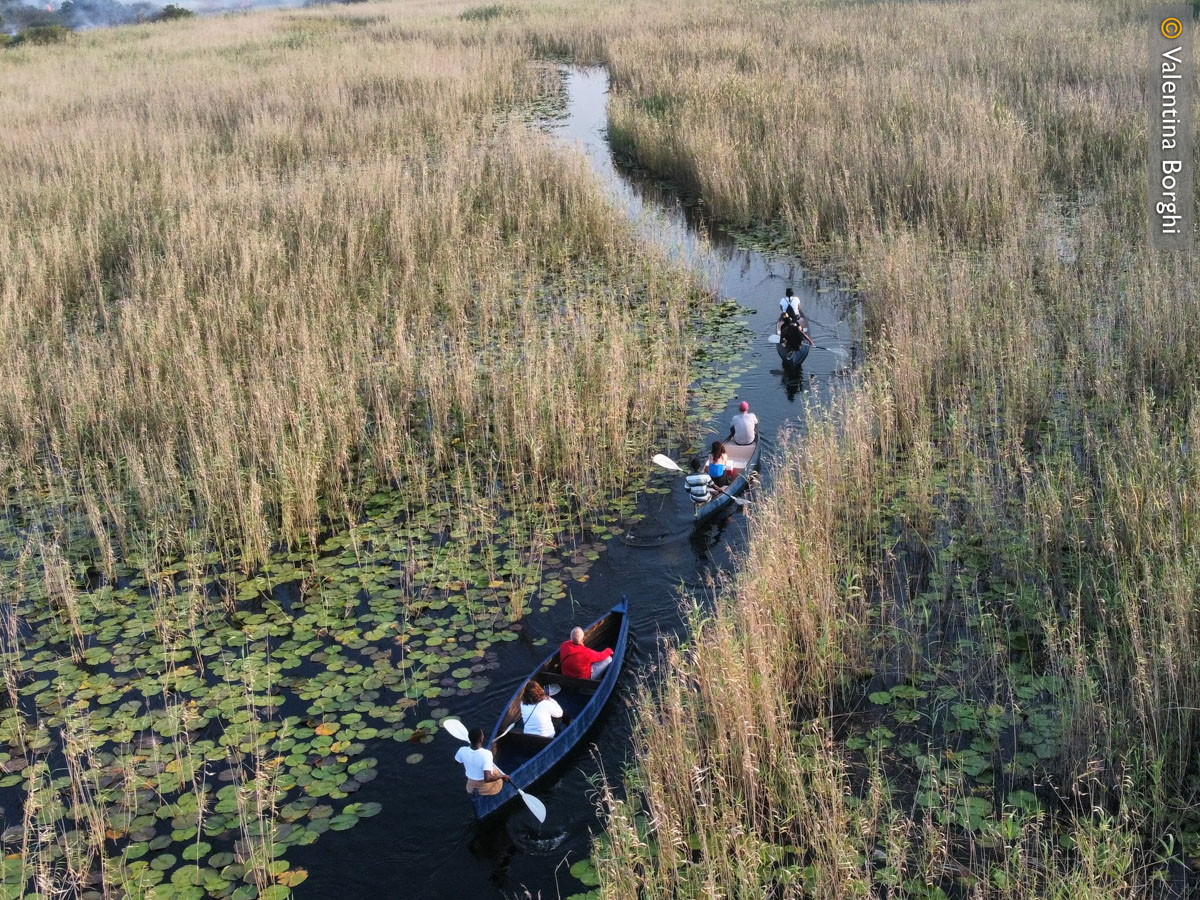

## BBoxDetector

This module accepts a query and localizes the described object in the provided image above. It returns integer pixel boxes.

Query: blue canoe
[776,338,810,369]
[693,438,760,523]
[473,597,630,820]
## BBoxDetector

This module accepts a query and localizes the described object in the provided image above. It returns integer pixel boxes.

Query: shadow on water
[293,66,859,899]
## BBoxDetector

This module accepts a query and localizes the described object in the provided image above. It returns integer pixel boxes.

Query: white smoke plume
[2,0,350,36]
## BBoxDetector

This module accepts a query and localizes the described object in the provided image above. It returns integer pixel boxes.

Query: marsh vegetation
[0,5,710,895]
[2,0,1197,897]
[568,1,1200,897]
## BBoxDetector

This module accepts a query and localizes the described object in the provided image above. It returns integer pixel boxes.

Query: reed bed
[559,0,1200,896]
[0,2,709,894]
[3,0,1199,895]
[0,3,696,568]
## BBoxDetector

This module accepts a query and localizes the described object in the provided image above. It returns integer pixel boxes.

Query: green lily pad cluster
[565,856,601,899]
[837,555,1070,874]
[722,222,794,256]
[0,470,643,898]
[686,298,754,427]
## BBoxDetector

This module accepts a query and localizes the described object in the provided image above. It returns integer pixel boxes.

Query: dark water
[293,66,858,900]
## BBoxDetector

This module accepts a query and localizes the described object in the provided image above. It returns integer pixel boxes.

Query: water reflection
[688,506,743,561]
[555,66,861,453]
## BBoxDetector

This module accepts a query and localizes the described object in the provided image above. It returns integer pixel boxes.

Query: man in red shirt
[559,627,614,680]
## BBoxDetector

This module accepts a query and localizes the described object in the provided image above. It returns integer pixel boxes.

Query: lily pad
[181,842,211,861]
[570,858,600,887]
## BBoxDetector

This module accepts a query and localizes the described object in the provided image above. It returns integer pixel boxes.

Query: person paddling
[779,317,813,366]
[727,401,759,445]
[777,285,806,328]
[560,626,614,680]
[454,727,511,796]
[684,457,715,504]
[778,287,805,327]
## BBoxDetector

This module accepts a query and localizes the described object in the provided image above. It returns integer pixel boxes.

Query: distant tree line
[0,0,193,40]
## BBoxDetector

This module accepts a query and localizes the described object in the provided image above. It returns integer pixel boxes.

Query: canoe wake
[506,817,570,855]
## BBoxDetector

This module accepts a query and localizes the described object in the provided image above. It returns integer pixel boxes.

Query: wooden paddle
[651,454,748,507]
[767,334,845,355]
[441,719,547,822]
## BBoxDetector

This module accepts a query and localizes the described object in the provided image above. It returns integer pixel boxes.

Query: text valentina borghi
[1157,45,1185,235]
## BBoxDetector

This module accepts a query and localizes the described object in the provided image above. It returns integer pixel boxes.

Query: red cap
[738,401,749,412]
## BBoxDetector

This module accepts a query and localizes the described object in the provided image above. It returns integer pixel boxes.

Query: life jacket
[684,472,713,503]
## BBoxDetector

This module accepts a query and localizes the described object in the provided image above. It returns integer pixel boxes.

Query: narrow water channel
[294,66,859,899]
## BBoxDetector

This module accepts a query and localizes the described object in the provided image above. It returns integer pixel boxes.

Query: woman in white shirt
[519,682,564,737]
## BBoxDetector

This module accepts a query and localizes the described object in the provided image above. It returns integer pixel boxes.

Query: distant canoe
[693,438,760,523]
[473,598,630,820]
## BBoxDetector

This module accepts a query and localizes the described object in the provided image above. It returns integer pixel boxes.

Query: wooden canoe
[692,437,760,523]
[472,597,630,820]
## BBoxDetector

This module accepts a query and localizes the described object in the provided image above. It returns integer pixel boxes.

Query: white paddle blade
[498,722,516,739]
[767,334,781,344]
[652,454,682,472]
[441,719,470,742]
[518,789,547,823]
[546,684,561,697]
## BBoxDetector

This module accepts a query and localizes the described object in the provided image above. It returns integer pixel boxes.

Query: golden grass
[0,1,695,567]
[572,0,1200,895]
[0,12,704,886]
[3,0,1200,894]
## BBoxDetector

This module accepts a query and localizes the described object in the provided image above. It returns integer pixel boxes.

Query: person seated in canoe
[454,727,511,797]
[727,401,759,446]
[519,682,564,737]
[778,317,814,366]
[779,287,806,328]
[706,441,733,486]
[560,626,614,680]
[684,457,716,504]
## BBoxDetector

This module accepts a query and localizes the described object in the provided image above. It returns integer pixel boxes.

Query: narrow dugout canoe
[692,437,760,523]
[776,338,810,369]
[472,598,629,820]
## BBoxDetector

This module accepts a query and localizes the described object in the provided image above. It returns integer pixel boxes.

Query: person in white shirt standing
[454,727,510,796]
[519,682,564,737]
[727,401,759,445]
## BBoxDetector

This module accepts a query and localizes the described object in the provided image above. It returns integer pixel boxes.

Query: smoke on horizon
[1,0,358,36]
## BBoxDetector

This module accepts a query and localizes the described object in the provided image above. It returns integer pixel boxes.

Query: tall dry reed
[0,2,696,569]
[569,0,1200,895]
